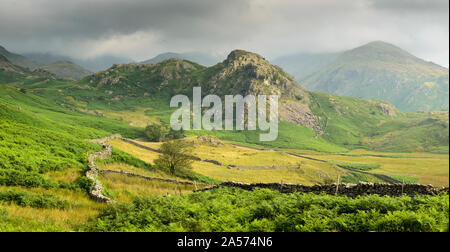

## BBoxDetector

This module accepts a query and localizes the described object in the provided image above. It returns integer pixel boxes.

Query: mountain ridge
[0,45,42,70]
[0,45,92,80]
[301,41,449,112]
[272,52,340,80]
[141,51,221,67]
[55,49,448,153]
[39,60,92,80]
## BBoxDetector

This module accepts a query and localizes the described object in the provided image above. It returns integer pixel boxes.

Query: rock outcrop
[200,50,310,102]
[279,100,323,134]
[196,135,224,147]
[376,103,397,117]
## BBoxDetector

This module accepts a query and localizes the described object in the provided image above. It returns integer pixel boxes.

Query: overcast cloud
[0,0,448,67]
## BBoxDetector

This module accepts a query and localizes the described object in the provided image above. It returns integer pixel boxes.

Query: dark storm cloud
[0,0,251,39]
[369,0,449,12]
[0,0,448,67]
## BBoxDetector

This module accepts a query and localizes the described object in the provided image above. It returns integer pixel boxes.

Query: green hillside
[0,54,58,84]
[1,48,447,165]
[308,92,449,153]
[301,41,449,112]
[272,52,340,80]
[0,54,29,83]
[24,49,448,154]
[1,46,92,81]
[0,85,143,139]
[0,49,448,232]
[0,45,41,70]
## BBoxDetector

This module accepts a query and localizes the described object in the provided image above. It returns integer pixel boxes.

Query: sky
[0,0,448,67]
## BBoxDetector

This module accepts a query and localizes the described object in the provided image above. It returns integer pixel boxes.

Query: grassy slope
[309,92,449,153]
[0,82,211,231]
[0,85,143,139]
[0,84,146,198]
[0,55,448,232]
[290,149,449,187]
[40,59,446,154]
[366,113,449,153]
[109,138,396,185]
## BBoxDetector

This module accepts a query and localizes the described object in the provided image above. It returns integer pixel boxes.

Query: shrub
[144,124,162,142]
[98,148,154,171]
[0,189,69,209]
[154,140,195,175]
[0,169,59,189]
[84,188,449,232]
[60,176,94,193]
[164,128,185,141]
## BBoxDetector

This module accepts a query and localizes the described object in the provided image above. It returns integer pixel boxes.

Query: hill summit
[301,41,449,112]
[197,50,309,101]
[83,49,309,102]
[141,52,220,66]
[337,41,447,70]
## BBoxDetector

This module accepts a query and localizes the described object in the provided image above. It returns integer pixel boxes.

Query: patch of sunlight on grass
[296,150,449,187]
[0,186,106,231]
[100,173,206,202]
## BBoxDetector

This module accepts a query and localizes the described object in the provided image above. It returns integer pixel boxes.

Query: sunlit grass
[0,186,106,231]
[100,173,204,202]
[292,149,449,187]
[108,139,160,163]
[191,161,342,185]
[44,167,84,183]
[111,138,344,185]
[97,162,191,182]
[96,107,160,127]
[109,137,449,186]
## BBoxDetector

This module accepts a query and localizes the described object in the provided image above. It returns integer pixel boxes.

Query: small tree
[144,124,162,142]
[154,139,194,175]
[165,128,185,141]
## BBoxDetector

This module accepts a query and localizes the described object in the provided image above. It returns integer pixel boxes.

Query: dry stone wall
[196,181,448,197]
[85,134,122,203]
[100,169,196,185]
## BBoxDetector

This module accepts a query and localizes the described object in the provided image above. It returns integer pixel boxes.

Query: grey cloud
[0,0,250,39]
[0,0,448,67]
[369,0,449,12]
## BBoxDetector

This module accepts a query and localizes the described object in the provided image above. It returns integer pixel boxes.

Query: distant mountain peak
[302,41,449,112]
[364,40,401,48]
[141,51,221,67]
[337,41,416,63]
[39,60,92,80]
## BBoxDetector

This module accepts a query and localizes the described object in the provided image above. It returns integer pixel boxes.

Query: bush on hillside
[84,187,449,232]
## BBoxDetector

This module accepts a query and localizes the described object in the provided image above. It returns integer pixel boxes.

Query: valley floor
[109,138,449,187]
